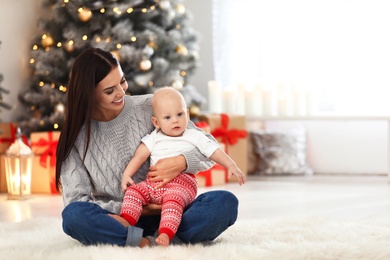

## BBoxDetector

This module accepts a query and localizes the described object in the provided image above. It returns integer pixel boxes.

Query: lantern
[4,128,33,200]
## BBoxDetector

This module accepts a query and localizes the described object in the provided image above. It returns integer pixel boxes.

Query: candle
[276,82,294,116]
[245,89,255,117]
[236,83,246,115]
[208,80,223,113]
[223,88,236,114]
[306,90,317,116]
[277,96,288,116]
[253,83,264,117]
[263,88,277,116]
[293,89,306,116]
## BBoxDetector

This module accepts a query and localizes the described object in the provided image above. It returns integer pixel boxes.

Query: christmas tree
[18,0,203,135]
[0,40,12,128]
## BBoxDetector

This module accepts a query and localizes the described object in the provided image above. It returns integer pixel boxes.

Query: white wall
[186,1,388,175]
[0,0,40,122]
[1,0,387,175]
[184,0,214,109]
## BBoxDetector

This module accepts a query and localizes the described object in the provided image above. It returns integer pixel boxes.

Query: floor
[0,174,390,223]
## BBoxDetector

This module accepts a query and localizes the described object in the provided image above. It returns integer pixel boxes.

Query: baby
[120,87,245,246]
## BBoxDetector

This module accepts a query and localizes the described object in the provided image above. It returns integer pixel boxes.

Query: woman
[55,47,239,247]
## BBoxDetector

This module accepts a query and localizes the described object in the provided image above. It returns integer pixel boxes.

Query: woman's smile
[113,97,124,104]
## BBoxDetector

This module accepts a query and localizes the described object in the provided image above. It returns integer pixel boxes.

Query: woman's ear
[151,116,159,129]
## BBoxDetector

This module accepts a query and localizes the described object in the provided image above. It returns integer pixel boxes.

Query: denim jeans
[62,190,238,247]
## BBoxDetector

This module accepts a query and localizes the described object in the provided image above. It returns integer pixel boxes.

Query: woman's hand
[148,155,186,188]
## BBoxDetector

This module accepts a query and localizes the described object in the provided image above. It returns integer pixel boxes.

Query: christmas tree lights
[18,0,203,135]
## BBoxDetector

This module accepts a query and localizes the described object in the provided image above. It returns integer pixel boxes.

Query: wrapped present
[0,123,17,154]
[198,113,247,181]
[196,163,227,187]
[195,121,211,134]
[0,123,29,153]
[32,156,56,194]
[30,131,60,194]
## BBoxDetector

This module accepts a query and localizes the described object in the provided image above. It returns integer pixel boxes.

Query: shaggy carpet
[1,217,390,260]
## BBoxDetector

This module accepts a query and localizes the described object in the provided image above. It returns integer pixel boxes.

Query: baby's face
[153,95,189,137]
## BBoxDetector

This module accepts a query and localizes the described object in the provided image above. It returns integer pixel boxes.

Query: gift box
[196,163,227,187]
[32,156,56,194]
[0,123,17,154]
[30,131,60,194]
[198,113,247,182]
[195,121,211,134]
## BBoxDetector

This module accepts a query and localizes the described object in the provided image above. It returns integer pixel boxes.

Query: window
[212,0,390,116]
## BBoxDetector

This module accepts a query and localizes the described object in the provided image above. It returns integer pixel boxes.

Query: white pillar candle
[277,96,288,116]
[208,80,223,113]
[306,90,317,116]
[293,89,306,116]
[286,87,294,116]
[276,81,294,116]
[252,83,263,117]
[263,88,277,116]
[223,88,236,114]
[245,89,255,117]
[236,83,246,115]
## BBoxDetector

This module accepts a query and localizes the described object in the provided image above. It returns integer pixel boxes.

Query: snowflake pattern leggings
[120,173,197,240]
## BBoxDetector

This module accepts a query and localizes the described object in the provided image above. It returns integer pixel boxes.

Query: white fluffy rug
[2,217,390,260]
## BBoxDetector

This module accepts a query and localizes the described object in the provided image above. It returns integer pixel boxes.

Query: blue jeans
[62,190,238,247]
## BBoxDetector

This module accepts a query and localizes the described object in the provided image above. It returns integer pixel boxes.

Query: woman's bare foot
[155,233,170,246]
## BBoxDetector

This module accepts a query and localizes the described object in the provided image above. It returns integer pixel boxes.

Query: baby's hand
[121,175,135,192]
[227,164,246,185]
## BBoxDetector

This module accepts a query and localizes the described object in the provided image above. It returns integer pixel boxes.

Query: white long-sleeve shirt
[143,128,219,166]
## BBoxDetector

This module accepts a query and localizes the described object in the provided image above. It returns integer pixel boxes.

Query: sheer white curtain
[212,0,390,116]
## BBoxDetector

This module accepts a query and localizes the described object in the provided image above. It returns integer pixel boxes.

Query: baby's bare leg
[156,233,170,246]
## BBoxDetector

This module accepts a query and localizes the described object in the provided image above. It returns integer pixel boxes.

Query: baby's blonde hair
[152,87,187,115]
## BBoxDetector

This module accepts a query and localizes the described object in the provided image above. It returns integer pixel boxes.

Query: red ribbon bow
[197,164,227,186]
[32,131,58,168]
[195,121,209,129]
[211,114,247,149]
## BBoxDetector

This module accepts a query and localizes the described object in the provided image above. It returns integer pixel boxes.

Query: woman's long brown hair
[55,48,119,191]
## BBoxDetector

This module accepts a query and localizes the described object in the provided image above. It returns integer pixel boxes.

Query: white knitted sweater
[60,95,214,214]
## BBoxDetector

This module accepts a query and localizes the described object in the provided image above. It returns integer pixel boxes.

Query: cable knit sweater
[60,95,214,214]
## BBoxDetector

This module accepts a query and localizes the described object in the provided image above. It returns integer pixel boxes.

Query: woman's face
[93,65,128,121]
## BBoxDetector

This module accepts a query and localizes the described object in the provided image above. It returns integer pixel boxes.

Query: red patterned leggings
[120,173,197,240]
